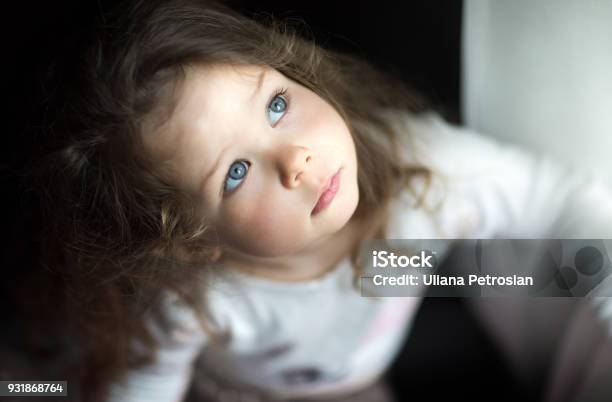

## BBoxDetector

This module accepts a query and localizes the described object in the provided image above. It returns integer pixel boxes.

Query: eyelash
[269,86,290,120]
[221,87,291,198]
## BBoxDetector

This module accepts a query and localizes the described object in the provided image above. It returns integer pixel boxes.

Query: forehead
[141,64,271,177]
[144,64,267,146]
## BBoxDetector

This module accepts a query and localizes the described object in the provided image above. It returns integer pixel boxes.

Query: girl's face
[145,64,360,258]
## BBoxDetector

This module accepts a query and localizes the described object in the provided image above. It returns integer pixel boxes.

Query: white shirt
[106,111,612,402]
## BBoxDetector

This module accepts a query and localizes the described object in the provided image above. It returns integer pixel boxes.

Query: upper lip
[315,168,339,201]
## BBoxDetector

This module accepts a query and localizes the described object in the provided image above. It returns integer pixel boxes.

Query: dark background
[0,1,535,401]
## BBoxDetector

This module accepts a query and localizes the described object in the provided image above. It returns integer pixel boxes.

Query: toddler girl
[28,0,612,401]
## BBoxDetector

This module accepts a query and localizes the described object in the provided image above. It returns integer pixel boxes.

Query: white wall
[462,0,612,183]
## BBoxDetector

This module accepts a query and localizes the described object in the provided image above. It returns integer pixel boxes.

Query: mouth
[311,168,341,216]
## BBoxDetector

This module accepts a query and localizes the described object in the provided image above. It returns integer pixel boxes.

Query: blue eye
[267,90,288,126]
[224,160,250,194]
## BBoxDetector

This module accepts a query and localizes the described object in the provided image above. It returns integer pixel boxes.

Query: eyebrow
[201,143,231,195]
[249,69,267,103]
[201,70,268,196]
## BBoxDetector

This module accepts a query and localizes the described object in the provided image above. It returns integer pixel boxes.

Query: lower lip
[312,169,341,216]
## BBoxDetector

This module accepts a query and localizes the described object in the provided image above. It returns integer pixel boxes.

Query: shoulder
[378,109,545,238]
[380,109,524,177]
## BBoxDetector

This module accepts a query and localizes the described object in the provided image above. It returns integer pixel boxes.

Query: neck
[220,215,381,282]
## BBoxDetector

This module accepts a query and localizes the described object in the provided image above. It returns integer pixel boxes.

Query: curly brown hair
[21,0,433,400]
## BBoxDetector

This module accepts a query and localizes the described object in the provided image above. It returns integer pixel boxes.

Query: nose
[277,144,314,189]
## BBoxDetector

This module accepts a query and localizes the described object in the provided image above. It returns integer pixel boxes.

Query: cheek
[218,193,309,257]
[305,96,355,159]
